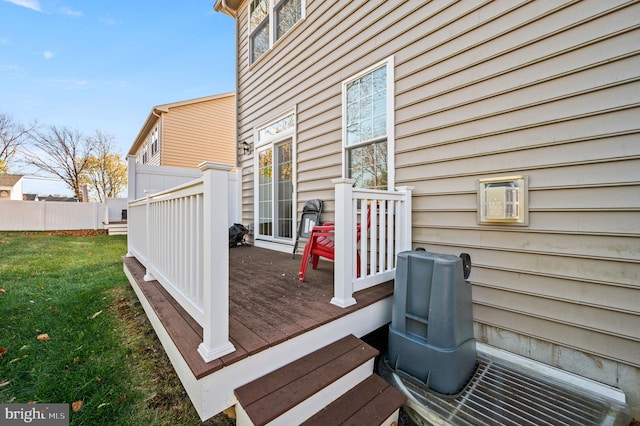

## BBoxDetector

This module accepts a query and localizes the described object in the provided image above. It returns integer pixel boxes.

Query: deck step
[235,334,396,426]
[302,374,406,426]
[105,223,127,235]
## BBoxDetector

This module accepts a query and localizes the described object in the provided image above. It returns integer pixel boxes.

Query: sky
[0,0,236,196]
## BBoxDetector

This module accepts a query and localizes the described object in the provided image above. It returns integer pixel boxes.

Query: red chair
[298,209,370,282]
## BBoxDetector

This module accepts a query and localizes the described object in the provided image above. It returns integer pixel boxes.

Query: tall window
[249,0,304,64]
[255,110,296,243]
[343,57,394,190]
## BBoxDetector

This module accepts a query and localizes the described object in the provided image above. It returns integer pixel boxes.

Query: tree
[23,125,94,200]
[82,130,127,202]
[0,113,33,174]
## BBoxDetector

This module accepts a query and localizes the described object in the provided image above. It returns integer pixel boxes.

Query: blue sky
[0,0,236,195]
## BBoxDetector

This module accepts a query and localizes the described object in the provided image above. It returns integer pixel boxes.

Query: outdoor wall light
[239,141,253,155]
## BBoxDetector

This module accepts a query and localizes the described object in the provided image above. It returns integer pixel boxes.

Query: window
[151,126,159,155]
[249,0,304,64]
[342,57,394,190]
[254,109,296,244]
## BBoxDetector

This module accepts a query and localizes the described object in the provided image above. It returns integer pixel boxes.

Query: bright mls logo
[1,404,68,425]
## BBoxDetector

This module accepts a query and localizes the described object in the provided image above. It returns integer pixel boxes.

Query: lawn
[0,232,233,425]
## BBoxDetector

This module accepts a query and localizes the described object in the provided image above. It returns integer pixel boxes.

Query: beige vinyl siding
[162,95,236,169]
[234,0,640,411]
[131,120,160,166]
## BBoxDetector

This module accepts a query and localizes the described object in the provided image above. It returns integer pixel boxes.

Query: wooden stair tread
[235,334,378,426]
[302,374,407,425]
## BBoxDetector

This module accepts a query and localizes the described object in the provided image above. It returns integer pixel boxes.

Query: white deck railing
[127,162,235,362]
[331,179,413,308]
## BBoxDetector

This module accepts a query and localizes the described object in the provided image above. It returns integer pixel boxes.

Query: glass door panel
[258,147,273,237]
[276,141,293,239]
[257,140,293,240]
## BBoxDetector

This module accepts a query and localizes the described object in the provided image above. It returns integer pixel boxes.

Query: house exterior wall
[133,119,161,167]
[231,0,640,413]
[129,94,236,169]
[162,95,236,169]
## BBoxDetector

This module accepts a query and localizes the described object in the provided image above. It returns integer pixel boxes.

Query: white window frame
[253,107,297,252]
[341,56,395,190]
[247,0,306,65]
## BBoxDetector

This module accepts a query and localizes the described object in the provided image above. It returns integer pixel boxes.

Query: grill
[382,356,630,426]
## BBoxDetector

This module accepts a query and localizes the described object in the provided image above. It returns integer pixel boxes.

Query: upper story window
[150,125,159,155]
[249,0,304,64]
[342,56,395,190]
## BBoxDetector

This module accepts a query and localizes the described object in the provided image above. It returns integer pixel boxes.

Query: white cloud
[2,0,42,12]
[99,15,118,26]
[0,64,20,72]
[43,50,54,59]
[59,7,82,16]
[55,79,88,89]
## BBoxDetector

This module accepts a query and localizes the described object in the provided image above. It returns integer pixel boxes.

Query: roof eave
[213,0,241,18]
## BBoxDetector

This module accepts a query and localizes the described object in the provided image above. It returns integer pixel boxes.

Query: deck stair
[234,334,406,426]
[105,221,127,235]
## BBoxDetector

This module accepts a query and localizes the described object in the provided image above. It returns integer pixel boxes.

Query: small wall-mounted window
[478,176,528,225]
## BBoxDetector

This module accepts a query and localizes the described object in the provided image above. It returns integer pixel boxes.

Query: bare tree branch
[0,113,35,173]
[23,125,94,200]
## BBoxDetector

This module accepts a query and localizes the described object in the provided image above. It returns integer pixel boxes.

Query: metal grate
[383,356,630,426]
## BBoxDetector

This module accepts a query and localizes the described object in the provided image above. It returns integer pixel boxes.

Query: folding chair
[292,199,323,258]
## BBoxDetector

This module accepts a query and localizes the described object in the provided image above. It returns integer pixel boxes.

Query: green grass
[0,232,233,425]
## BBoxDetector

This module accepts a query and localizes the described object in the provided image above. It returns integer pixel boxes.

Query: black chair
[292,199,323,258]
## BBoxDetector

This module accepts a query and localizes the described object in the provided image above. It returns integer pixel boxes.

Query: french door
[257,139,293,241]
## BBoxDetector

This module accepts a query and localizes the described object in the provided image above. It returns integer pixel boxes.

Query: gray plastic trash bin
[388,249,476,395]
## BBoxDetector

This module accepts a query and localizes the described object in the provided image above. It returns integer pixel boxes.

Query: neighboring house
[128,92,236,169]
[39,195,78,202]
[215,0,639,418]
[0,174,23,200]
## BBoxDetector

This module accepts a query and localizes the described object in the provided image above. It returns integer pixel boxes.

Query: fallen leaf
[119,394,126,403]
[97,403,109,409]
[0,379,11,387]
[90,310,103,319]
[9,355,27,364]
[87,251,93,256]
[0,288,5,294]
[72,400,83,412]
[37,333,50,341]
[0,347,7,357]
[95,376,101,382]
[73,357,80,363]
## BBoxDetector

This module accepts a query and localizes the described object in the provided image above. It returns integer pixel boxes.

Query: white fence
[331,179,413,307]
[0,200,105,231]
[127,162,236,363]
[127,156,202,201]
[127,156,240,227]
[105,198,128,223]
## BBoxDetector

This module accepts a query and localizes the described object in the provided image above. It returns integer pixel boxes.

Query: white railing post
[143,192,155,281]
[331,178,357,308]
[197,161,236,362]
[396,186,414,252]
[127,155,137,202]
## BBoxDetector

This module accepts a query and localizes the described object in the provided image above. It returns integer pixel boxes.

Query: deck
[123,245,394,380]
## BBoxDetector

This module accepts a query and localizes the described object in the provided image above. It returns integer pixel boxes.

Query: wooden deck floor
[123,245,393,380]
